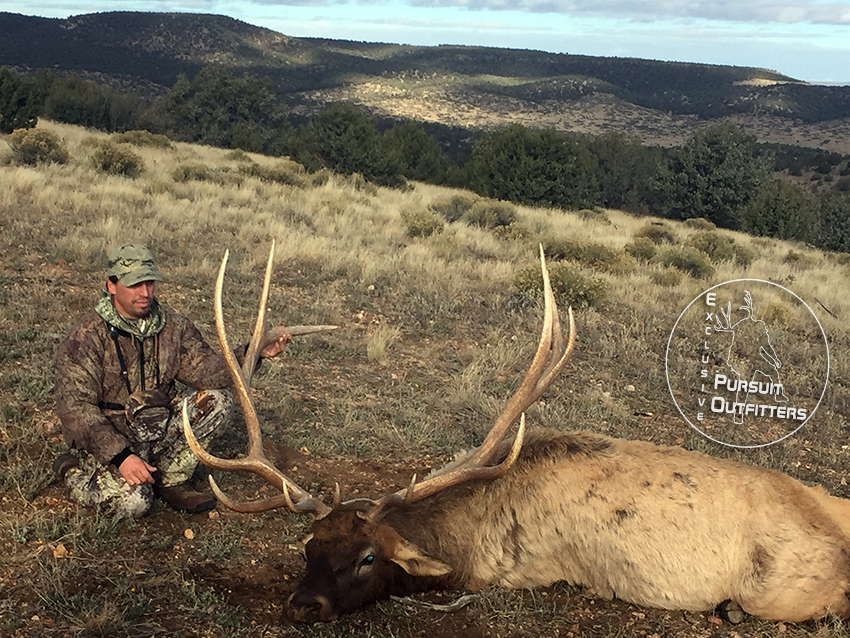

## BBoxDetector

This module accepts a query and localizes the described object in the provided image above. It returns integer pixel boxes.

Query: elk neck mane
[377,428,614,581]
[431,427,615,481]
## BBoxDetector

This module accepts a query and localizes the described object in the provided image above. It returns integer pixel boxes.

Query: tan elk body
[368,428,850,621]
[186,244,850,624]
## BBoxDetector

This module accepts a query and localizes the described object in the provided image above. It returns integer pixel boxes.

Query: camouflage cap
[106,244,163,287]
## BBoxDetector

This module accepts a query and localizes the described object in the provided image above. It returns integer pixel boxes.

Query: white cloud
[399,0,850,25]
[13,0,850,25]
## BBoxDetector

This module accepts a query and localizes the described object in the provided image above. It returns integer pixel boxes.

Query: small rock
[626,384,636,392]
[184,529,195,540]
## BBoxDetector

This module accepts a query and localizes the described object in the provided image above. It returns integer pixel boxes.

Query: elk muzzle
[286,553,344,623]
[287,590,336,623]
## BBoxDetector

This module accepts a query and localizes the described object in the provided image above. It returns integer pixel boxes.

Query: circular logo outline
[665,278,830,448]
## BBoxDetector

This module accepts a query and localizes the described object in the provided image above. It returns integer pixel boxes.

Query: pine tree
[0,67,40,134]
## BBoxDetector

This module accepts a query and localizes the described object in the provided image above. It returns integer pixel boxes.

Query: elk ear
[375,525,452,577]
[391,538,453,577]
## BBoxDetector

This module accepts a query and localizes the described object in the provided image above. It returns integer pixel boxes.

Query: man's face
[107,279,156,319]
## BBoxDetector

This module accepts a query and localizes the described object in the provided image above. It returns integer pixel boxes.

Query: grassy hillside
[0,122,848,637]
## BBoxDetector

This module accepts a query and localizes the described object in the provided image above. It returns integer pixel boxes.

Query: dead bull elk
[185,245,850,625]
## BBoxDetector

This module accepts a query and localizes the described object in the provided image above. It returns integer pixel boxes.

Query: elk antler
[740,290,754,319]
[714,301,733,332]
[361,244,575,523]
[183,242,332,517]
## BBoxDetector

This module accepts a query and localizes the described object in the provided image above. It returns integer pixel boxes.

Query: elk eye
[359,554,375,567]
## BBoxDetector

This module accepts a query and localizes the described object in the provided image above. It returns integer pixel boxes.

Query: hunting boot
[154,484,216,514]
[53,452,79,481]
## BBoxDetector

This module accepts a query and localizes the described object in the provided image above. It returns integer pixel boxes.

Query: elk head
[185,244,575,623]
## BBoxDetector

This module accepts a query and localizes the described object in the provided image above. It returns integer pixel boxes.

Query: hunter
[53,244,291,518]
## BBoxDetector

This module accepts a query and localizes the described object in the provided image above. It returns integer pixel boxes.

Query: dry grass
[366,323,402,363]
[1,121,849,637]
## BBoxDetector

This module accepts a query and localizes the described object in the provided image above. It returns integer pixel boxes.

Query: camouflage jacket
[55,300,244,465]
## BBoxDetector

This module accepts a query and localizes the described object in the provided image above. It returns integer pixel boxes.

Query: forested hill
[3,10,850,126]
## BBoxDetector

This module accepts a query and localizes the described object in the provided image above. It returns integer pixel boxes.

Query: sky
[3,0,850,85]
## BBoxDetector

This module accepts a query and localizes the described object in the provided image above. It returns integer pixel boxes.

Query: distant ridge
[2,11,850,151]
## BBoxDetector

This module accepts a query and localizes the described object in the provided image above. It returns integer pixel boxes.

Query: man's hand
[260,328,292,359]
[118,454,158,485]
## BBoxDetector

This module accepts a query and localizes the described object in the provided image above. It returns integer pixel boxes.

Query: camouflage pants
[64,389,233,519]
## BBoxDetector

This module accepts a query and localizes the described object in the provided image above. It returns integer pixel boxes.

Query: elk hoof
[716,599,745,624]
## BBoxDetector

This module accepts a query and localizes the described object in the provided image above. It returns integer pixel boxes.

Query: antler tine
[203,474,328,515]
[414,414,525,499]
[213,247,262,460]
[242,241,276,384]
[364,415,527,525]
[182,246,330,518]
[363,246,575,524]
[467,244,575,468]
[183,399,327,515]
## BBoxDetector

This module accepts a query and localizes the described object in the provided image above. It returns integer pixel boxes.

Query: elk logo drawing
[712,291,789,425]
[666,279,828,448]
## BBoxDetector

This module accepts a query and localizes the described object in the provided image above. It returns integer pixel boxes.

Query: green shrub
[650,267,683,287]
[239,160,306,187]
[171,163,235,184]
[685,231,736,263]
[401,208,444,238]
[514,262,607,310]
[761,303,791,327]
[653,246,715,279]
[111,130,172,148]
[683,217,716,231]
[492,222,532,241]
[783,250,817,269]
[577,208,611,225]
[624,236,657,262]
[462,200,517,229]
[345,172,380,195]
[78,135,101,150]
[172,163,212,182]
[308,169,332,187]
[731,243,757,268]
[226,149,251,161]
[90,141,144,177]
[605,253,638,276]
[8,128,69,165]
[635,223,676,245]
[541,236,619,269]
[428,194,479,223]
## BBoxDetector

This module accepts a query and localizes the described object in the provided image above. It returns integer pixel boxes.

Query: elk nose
[287,591,335,622]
